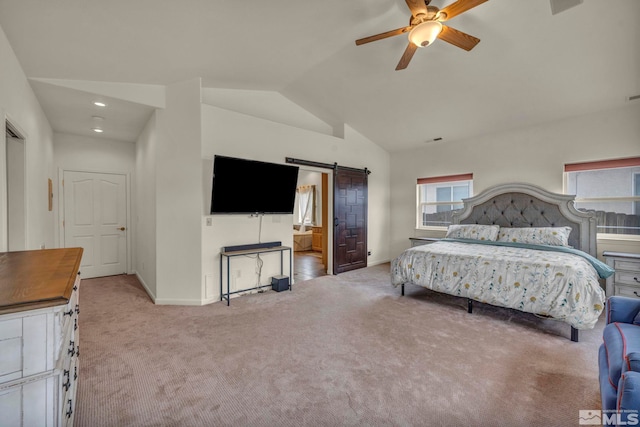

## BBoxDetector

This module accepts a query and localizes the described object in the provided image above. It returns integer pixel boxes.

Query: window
[296,185,316,225]
[564,157,640,236]
[417,173,473,228]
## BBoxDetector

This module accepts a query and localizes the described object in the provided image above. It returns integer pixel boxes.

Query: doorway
[62,170,128,278]
[286,157,370,277]
[293,169,329,282]
[4,121,26,251]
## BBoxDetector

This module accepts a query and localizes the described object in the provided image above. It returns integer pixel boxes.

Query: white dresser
[0,248,83,427]
[604,251,640,297]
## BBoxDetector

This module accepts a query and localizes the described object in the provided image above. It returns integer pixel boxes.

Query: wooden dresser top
[0,248,83,315]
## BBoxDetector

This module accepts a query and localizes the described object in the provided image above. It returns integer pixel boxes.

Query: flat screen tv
[210,155,299,215]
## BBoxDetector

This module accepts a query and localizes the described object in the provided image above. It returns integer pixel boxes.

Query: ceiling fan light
[408,21,443,48]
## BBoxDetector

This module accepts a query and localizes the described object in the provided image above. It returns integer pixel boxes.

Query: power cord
[256,254,264,292]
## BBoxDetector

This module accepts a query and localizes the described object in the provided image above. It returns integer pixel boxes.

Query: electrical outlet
[368,251,372,256]
[206,217,212,226]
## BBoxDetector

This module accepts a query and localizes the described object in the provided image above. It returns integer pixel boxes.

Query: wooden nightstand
[604,251,640,297]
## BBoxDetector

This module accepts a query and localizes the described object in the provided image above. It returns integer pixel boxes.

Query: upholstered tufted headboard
[451,183,597,256]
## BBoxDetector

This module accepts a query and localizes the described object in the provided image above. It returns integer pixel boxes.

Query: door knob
[118,227,126,231]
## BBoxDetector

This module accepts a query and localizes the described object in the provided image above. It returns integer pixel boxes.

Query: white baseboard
[154,298,204,306]
[368,259,390,267]
[135,272,222,305]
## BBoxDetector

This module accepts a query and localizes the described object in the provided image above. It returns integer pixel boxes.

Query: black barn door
[333,167,368,274]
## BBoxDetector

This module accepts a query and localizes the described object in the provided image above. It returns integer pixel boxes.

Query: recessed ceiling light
[92,128,104,133]
[93,101,107,107]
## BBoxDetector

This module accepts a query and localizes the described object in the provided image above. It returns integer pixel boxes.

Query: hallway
[293,251,326,283]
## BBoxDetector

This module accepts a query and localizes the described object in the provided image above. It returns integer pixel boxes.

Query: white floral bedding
[390,239,607,329]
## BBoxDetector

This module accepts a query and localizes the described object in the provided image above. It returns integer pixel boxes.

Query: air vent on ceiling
[425,137,443,144]
[550,0,583,15]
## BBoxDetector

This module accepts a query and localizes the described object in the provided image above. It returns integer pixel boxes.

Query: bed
[391,183,612,341]
[293,227,313,252]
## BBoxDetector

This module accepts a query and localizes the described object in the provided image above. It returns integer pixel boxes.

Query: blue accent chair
[599,296,640,420]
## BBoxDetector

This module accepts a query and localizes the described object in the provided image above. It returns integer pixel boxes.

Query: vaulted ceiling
[0,0,638,151]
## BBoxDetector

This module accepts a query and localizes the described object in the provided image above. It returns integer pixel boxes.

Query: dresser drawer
[616,285,640,299]
[0,318,22,383]
[60,275,80,336]
[0,374,57,427]
[613,259,640,272]
[0,336,21,383]
[615,271,640,287]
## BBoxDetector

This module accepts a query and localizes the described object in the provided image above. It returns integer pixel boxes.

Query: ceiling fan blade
[356,26,412,46]
[396,43,419,70]
[439,0,488,21]
[405,0,428,17]
[437,25,480,51]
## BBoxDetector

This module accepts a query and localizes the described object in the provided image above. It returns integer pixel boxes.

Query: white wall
[390,103,640,259]
[201,104,391,302]
[135,113,158,297]
[0,24,54,251]
[154,79,203,304]
[54,132,135,172]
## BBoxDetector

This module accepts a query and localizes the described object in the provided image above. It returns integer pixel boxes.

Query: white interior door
[63,171,127,278]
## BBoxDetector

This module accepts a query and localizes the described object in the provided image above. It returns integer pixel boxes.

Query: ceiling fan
[355,0,488,70]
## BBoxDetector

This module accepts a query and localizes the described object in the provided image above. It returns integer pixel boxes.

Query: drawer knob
[66,399,73,418]
[68,340,75,357]
[635,277,639,283]
[75,304,80,314]
[634,291,640,298]
[63,309,74,317]
[63,369,71,391]
[74,366,78,381]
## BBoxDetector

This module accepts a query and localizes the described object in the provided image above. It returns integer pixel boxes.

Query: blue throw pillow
[634,312,640,326]
[625,353,640,373]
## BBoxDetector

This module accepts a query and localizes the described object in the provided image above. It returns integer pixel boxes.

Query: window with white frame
[564,157,640,236]
[296,185,316,226]
[417,174,473,228]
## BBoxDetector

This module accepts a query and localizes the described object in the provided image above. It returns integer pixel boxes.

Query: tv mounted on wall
[210,155,299,215]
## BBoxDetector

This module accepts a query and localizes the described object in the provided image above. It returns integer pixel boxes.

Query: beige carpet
[75,263,603,427]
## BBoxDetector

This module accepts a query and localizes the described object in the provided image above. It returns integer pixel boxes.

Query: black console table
[219,242,292,306]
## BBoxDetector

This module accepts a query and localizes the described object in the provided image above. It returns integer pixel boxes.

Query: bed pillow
[497,226,572,246]
[445,224,500,241]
